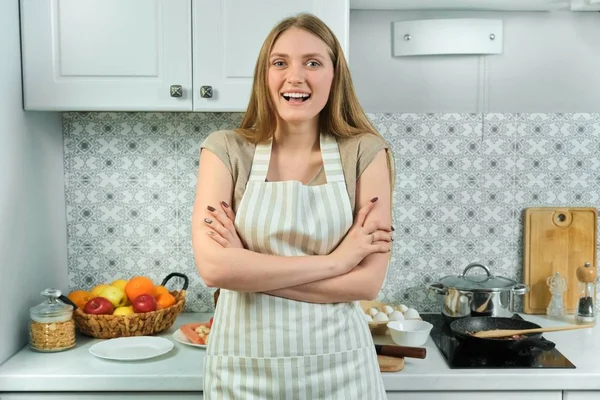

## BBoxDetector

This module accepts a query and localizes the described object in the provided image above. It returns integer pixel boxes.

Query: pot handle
[512,283,529,295]
[427,283,447,295]
[460,262,492,278]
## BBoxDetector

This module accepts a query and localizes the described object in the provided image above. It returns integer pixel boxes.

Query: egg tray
[360,300,422,336]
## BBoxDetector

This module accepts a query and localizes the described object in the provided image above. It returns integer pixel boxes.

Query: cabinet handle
[200,86,213,98]
[170,85,183,98]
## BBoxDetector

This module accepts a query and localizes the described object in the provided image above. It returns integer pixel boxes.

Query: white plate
[89,336,174,361]
[173,328,207,349]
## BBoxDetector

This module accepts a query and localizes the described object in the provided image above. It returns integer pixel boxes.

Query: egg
[404,308,420,319]
[364,313,373,322]
[383,305,394,315]
[398,304,409,313]
[388,310,405,321]
[373,312,389,322]
[368,307,379,317]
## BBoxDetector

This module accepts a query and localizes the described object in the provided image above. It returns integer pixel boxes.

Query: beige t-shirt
[200,130,395,213]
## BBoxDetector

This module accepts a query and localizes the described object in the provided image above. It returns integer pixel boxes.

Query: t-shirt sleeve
[200,130,233,176]
[356,133,393,180]
[355,134,397,208]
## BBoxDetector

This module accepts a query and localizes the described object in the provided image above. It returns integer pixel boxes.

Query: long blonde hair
[235,13,380,144]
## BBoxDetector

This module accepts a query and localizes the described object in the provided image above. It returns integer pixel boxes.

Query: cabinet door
[563,392,600,400]
[386,391,562,400]
[20,0,192,111]
[192,0,349,112]
[0,394,202,399]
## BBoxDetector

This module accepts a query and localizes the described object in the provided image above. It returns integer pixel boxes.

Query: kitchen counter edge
[1,312,599,393]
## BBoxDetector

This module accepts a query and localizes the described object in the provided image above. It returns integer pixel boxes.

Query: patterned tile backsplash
[63,112,600,313]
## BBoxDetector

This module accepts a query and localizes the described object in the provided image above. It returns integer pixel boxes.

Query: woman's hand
[328,197,393,274]
[204,201,244,249]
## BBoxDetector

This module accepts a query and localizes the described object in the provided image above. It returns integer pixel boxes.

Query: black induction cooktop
[421,313,576,369]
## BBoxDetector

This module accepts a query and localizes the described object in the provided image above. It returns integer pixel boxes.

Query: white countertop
[1,312,599,393]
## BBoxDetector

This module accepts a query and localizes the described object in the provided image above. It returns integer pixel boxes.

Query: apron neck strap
[248,133,345,183]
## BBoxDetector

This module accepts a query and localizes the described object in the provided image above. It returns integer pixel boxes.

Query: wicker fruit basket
[60,272,188,339]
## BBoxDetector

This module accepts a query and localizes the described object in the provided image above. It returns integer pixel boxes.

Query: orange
[153,285,169,299]
[124,276,155,303]
[67,290,93,310]
[156,293,176,310]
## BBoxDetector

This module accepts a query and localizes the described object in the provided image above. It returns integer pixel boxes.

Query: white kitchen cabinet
[192,0,349,111]
[19,0,349,112]
[350,0,570,11]
[570,0,600,10]
[0,395,202,399]
[20,0,193,112]
[563,392,600,400]
[386,391,562,400]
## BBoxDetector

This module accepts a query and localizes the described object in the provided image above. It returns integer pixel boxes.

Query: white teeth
[282,93,310,98]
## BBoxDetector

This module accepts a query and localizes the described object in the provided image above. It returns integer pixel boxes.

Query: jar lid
[438,263,517,291]
[30,288,74,323]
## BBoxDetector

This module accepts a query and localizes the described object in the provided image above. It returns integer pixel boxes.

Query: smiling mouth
[282,93,311,103]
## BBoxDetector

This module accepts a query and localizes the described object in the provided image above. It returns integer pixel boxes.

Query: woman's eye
[272,60,286,67]
[307,60,321,67]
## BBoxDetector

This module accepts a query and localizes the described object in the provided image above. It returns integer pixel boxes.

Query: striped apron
[204,133,387,400]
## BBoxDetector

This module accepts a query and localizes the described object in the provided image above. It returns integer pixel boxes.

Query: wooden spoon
[471,324,594,339]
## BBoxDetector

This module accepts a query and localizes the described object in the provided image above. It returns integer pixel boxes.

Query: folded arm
[264,149,393,303]
[192,148,346,292]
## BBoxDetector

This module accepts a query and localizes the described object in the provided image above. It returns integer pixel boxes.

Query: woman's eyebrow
[269,52,326,59]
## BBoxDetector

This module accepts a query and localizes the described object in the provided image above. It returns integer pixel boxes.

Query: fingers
[371,240,392,253]
[355,197,379,227]
[207,231,229,247]
[371,230,393,243]
[220,201,235,221]
[364,220,393,234]
[206,204,236,237]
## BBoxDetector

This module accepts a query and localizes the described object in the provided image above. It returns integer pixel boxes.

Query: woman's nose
[286,64,305,84]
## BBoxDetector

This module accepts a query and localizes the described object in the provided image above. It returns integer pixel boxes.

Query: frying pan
[450,316,556,352]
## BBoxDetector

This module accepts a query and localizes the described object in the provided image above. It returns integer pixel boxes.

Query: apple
[90,283,110,297]
[110,279,128,292]
[98,285,128,308]
[83,297,114,315]
[113,306,134,316]
[132,294,157,313]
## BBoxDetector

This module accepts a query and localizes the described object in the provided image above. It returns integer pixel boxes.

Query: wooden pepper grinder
[576,262,597,323]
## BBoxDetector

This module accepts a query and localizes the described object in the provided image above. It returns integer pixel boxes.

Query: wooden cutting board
[378,355,404,372]
[523,207,598,314]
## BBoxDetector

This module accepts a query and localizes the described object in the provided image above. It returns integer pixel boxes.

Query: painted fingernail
[207,231,215,236]
[391,226,395,231]
[371,197,378,203]
[204,218,213,224]
[221,201,229,208]
[207,206,216,212]
[391,237,394,241]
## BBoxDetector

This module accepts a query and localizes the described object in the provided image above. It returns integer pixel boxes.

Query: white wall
[350,10,600,113]
[0,1,66,364]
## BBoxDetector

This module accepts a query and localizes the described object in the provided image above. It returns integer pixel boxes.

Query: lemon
[113,306,134,316]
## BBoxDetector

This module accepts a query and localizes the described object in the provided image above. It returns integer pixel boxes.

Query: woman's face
[267,27,334,127]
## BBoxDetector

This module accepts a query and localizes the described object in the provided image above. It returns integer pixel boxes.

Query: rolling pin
[374,344,426,359]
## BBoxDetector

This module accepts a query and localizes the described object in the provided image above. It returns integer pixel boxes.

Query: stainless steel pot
[427,262,529,318]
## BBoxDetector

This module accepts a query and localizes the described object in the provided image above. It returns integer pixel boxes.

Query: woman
[192,13,395,399]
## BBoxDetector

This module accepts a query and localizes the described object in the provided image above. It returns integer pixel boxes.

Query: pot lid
[438,263,517,291]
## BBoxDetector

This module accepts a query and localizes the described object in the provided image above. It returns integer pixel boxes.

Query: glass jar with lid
[29,288,76,352]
